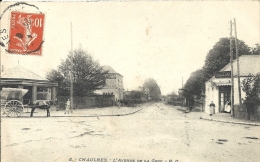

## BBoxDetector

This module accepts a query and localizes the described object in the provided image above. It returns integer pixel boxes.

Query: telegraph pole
[234,18,242,107]
[182,77,183,87]
[230,20,234,117]
[70,22,73,114]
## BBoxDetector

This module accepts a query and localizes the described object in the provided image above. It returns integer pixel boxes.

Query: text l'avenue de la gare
[74,158,178,162]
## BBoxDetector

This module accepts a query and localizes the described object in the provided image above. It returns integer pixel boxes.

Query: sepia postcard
[1,1,260,162]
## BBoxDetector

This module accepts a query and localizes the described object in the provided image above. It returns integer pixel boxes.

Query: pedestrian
[64,99,70,114]
[209,101,215,116]
[118,99,121,108]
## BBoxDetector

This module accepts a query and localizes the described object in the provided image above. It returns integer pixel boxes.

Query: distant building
[0,65,58,104]
[95,65,124,100]
[205,55,260,114]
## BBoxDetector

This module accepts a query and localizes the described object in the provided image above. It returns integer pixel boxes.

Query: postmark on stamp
[7,11,44,56]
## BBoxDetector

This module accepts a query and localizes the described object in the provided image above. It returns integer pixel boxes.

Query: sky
[1,1,259,95]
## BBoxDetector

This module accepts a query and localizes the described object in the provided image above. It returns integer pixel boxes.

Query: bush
[242,73,260,115]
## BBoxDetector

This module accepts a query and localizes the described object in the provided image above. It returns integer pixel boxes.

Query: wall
[233,77,247,105]
[57,95,115,110]
[205,81,219,114]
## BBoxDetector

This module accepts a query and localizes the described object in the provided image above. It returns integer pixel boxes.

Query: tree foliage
[143,78,161,100]
[183,69,204,96]
[46,69,64,82]
[242,73,260,112]
[45,69,65,96]
[251,43,260,55]
[46,48,108,96]
[202,37,251,80]
[184,37,253,96]
[129,90,144,99]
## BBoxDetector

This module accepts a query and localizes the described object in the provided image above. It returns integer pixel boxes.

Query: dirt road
[1,102,260,162]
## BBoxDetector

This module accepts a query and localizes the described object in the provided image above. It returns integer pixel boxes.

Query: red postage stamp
[8,11,44,56]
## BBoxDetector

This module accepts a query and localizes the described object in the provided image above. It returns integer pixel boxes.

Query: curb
[1,108,143,118]
[200,117,260,126]
[49,108,143,118]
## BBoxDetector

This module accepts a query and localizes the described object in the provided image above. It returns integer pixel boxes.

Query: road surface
[1,102,260,162]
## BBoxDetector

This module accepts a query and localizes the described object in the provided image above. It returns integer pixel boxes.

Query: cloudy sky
[1,1,259,95]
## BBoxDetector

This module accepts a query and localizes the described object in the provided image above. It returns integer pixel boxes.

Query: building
[0,65,58,104]
[94,65,124,101]
[205,55,260,114]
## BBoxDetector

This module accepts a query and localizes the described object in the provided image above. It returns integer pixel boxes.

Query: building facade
[95,65,124,101]
[0,65,58,104]
[205,55,260,114]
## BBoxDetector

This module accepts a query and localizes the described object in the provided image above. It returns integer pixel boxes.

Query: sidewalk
[1,106,143,118]
[177,106,260,126]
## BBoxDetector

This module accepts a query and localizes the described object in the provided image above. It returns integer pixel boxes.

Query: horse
[29,101,51,117]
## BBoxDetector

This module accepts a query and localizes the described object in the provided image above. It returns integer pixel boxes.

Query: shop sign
[215,71,231,78]
[212,79,231,87]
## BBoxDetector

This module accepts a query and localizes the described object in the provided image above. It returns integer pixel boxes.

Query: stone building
[0,65,58,104]
[95,65,124,101]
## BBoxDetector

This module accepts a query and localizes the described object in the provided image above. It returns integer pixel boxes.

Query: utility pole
[230,20,234,117]
[70,22,73,114]
[234,18,242,107]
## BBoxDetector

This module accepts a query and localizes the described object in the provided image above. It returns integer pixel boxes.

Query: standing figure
[64,99,70,114]
[118,99,121,108]
[225,100,231,113]
[209,101,215,116]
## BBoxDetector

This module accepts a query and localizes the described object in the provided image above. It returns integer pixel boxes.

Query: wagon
[1,88,28,117]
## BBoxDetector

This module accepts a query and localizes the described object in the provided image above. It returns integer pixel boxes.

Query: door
[219,86,231,112]
[219,92,230,112]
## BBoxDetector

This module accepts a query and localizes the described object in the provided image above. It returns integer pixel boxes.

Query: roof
[220,55,260,76]
[102,65,117,73]
[102,65,123,77]
[1,65,47,80]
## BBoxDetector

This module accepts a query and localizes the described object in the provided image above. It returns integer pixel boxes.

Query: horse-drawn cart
[1,88,28,117]
[1,88,51,117]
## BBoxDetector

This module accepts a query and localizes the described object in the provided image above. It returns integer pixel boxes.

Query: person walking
[64,99,70,114]
[209,101,215,116]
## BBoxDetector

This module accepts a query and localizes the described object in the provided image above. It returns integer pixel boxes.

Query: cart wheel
[4,100,24,117]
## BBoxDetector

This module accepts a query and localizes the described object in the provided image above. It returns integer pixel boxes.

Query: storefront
[205,55,260,114]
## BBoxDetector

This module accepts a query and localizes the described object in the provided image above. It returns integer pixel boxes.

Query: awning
[214,82,231,86]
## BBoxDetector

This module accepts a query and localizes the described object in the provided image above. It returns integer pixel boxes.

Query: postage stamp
[7,11,44,56]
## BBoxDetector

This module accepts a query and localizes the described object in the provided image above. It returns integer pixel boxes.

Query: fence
[57,95,115,110]
[234,105,260,121]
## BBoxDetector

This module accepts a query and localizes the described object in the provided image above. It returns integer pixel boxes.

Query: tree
[183,69,204,96]
[242,73,260,116]
[129,90,143,99]
[203,37,251,81]
[143,78,161,100]
[46,69,66,96]
[48,47,108,96]
[251,43,260,55]
[184,37,252,96]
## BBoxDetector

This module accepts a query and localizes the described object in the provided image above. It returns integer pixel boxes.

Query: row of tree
[124,78,162,101]
[46,47,162,99]
[183,37,260,96]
